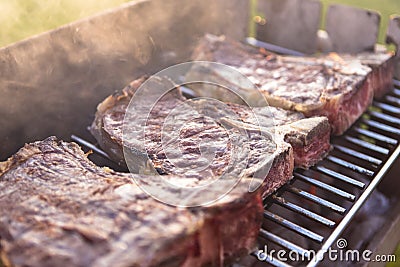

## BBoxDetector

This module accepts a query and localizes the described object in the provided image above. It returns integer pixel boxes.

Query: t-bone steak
[188,34,394,135]
[90,76,331,200]
[0,137,264,267]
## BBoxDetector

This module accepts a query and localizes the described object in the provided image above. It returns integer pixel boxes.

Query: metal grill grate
[254,81,400,267]
[71,81,400,267]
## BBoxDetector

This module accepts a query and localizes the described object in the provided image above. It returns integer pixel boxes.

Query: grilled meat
[0,137,263,267]
[90,76,331,200]
[188,34,394,135]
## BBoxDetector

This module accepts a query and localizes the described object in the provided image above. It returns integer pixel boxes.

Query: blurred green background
[0,0,399,48]
[0,0,131,47]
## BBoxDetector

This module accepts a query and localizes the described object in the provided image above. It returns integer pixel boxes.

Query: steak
[90,76,295,197]
[338,52,395,98]
[90,76,330,198]
[188,34,394,135]
[90,76,187,167]
[0,137,263,267]
[225,103,331,168]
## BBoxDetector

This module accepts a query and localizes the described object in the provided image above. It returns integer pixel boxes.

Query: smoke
[0,0,131,47]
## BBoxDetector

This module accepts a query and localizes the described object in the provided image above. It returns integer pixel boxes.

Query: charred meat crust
[91,78,330,172]
[281,117,332,168]
[303,75,374,135]
[369,55,395,98]
[90,76,185,167]
[271,118,331,169]
[0,137,263,267]
[189,34,394,135]
[260,142,294,198]
[225,103,331,168]
[90,77,148,165]
[338,52,395,98]
[282,117,331,147]
[90,78,331,197]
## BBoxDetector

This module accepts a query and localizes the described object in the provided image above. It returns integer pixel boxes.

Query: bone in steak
[90,76,331,199]
[338,52,395,98]
[0,137,263,267]
[188,34,394,135]
[90,76,294,197]
[225,103,331,168]
[90,76,187,167]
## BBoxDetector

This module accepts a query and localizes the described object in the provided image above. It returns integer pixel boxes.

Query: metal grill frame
[254,80,400,267]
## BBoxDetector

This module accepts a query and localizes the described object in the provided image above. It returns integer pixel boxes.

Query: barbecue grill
[0,0,399,266]
[254,83,400,266]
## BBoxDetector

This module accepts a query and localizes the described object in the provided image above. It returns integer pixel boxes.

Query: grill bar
[245,37,305,56]
[333,144,382,165]
[286,186,346,214]
[259,229,310,257]
[294,172,356,201]
[344,135,389,155]
[264,211,324,243]
[314,165,365,189]
[393,80,400,88]
[385,95,400,106]
[326,155,374,176]
[271,195,336,227]
[373,101,400,114]
[363,119,400,135]
[71,135,111,160]
[180,86,198,98]
[251,251,291,267]
[368,111,400,125]
[354,127,397,146]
